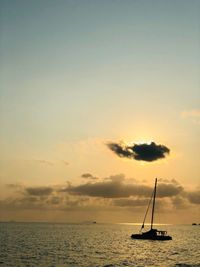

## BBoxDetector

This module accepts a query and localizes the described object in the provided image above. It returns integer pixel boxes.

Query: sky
[0,0,200,224]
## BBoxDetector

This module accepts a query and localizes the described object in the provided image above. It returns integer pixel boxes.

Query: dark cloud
[107,141,170,162]
[65,175,181,199]
[81,173,98,180]
[26,186,53,196]
[64,176,150,198]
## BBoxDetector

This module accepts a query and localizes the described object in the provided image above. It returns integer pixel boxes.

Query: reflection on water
[0,223,199,267]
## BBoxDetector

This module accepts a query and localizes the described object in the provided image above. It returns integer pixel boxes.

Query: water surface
[0,223,199,267]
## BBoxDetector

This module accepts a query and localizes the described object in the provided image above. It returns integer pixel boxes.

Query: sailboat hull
[131,233,172,241]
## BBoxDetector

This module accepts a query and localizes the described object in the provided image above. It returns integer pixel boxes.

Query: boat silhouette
[131,178,172,241]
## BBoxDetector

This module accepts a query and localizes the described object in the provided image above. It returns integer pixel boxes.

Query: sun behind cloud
[107,140,170,162]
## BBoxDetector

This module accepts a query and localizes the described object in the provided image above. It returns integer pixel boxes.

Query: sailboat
[131,178,172,241]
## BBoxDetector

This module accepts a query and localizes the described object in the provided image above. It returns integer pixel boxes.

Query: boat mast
[150,178,157,230]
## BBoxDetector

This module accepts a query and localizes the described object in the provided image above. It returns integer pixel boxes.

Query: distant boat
[192,223,197,225]
[131,178,172,241]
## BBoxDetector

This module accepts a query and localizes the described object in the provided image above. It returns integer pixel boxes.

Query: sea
[0,223,199,267]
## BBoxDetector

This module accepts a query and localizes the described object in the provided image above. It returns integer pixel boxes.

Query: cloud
[171,196,189,209]
[63,174,150,198]
[187,190,200,204]
[81,173,98,180]
[25,186,53,196]
[6,183,23,189]
[47,196,63,205]
[1,176,199,216]
[0,192,98,211]
[62,160,69,166]
[107,141,170,162]
[157,182,183,197]
[112,198,169,212]
[113,198,149,207]
[33,159,54,166]
[64,175,182,199]
[0,195,49,210]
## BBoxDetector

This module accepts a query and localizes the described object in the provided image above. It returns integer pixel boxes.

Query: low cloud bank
[65,175,182,198]
[1,175,199,212]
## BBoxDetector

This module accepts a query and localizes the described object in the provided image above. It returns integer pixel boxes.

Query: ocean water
[0,223,199,267]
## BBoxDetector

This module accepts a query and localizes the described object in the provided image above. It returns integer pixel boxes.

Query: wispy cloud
[81,173,98,180]
[181,109,200,125]
[33,159,54,166]
[62,160,69,166]
[6,183,23,189]
[31,159,70,167]
[107,141,170,162]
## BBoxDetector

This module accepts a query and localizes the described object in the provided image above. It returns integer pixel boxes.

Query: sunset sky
[0,0,199,223]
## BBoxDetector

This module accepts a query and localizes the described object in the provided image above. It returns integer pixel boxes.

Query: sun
[133,139,154,145]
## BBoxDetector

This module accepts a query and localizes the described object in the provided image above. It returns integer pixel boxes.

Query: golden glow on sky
[0,0,199,223]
